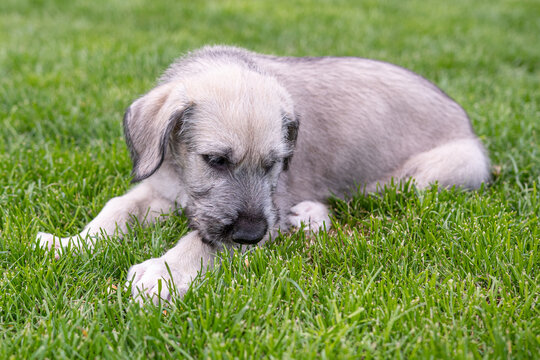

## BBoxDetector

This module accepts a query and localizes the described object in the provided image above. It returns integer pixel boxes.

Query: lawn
[0,0,538,358]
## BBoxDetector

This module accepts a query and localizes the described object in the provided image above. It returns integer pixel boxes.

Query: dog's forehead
[191,102,286,162]
[184,66,289,160]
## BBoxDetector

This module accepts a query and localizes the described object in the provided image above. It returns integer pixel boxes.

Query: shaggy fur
[38,46,490,303]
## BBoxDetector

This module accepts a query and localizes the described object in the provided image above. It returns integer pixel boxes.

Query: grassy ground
[1,0,538,358]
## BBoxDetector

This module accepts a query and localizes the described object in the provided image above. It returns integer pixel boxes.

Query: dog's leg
[288,200,331,232]
[364,138,490,192]
[394,138,490,190]
[37,166,181,253]
[127,230,216,304]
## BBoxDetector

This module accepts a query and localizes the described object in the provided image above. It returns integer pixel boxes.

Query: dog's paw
[288,201,330,232]
[36,232,90,258]
[36,232,63,259]
[37,232,56,249]
[126,258,190,305]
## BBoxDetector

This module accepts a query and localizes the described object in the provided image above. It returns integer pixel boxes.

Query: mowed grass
[0,0,538,358]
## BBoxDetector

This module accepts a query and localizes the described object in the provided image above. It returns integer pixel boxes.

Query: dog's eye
[263,160,277,174]
[203,154,229,170]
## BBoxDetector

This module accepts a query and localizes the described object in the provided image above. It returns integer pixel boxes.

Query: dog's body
[38,46,490,303]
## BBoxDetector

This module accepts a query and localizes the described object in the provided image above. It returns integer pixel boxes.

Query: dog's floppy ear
[123,83,192,182]
[282,114,299,171]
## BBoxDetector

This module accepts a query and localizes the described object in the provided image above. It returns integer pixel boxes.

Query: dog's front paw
[127,258,191,305]
[36,232,63,259]
[288,201,330,232]
[37,232,56,249]
[126,231,215,305]
[36,231,90,258]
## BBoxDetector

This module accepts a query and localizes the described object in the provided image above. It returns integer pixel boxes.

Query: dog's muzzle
[231,213,268,245]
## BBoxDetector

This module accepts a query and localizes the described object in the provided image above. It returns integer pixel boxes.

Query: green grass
[1,0,538,358]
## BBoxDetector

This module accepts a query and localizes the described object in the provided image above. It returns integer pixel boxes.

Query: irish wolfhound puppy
[38,46,490,303]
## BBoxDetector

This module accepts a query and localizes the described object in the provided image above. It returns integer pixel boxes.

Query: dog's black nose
[231,215,268,245]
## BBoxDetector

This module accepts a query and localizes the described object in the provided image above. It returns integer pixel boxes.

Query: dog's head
[123,64,298,245]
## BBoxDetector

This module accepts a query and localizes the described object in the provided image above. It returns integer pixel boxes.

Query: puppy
[38,46,490,303]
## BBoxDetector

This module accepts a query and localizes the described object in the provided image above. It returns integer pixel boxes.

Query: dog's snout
[231,214,268,245]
